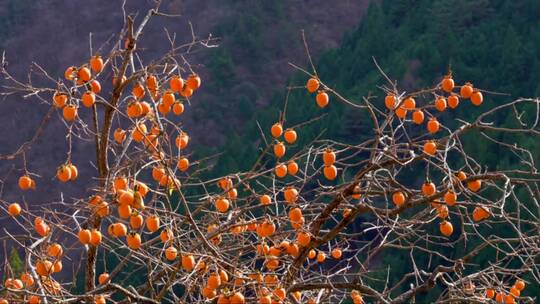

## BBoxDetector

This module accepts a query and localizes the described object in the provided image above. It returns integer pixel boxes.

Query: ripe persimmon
[412,110,425,124]
[172,102,184,115]
[423,141,437,155]
[427,118,440,134]
[98,273,109,285]
[127,232,142,250]
[176,157,190,172]
[90,229,102,245]
[176,132,189,149]
[392,192,406,206]
[78,229,91,244]
[448,95,459,109]
[460,82,474,99]
[440,220,453,236]
[403,97,416,110]
[169,75,184,93]
[287,161,299,176]
[472,206,490,222]
[275,163,287,178]
[182,254,196,271]
[132,83,145,99]
[162,91,175,107]
[467,179,482,192]
[284,128,297,144]
[64,66,76,81]
[395,107,407,119]
[113,128,126,144]
[36,260,53,277]
[323,165,338,180]
[297,231,311,247]
[19,175,35,190]
[215,198,230,213]
[57,165,71,182]
[77,66,91,83]
[146,215,160,232]
[306,77,320,93]
[127,101,143,118]
[271,122,283,138]
[284,187,298,203]
[385,94,396,110]
[273,142,286,158]
[90,80,101,94]
[316,251,326,263]
[8,203,21,216]
[53,92,68,108]
[260,194,272,206]
[81,91,96,107]
[63,105,78,121]
[130,214,143,229]
[90,55,104,73]
[47,243,63,257]
[165,246,178,261]
[444,190,457,206]
[471,91,483,106]
[316,91,329,108]
[186,74,201,90]
[331,248,342,259]
[435,97,447,112]
[441,75,454,93]
[323,149,336,166]
[422,182,436,196]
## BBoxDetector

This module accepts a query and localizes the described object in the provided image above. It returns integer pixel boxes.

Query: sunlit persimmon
[472,206,490,222]
[63,105,78,121]
[271,122,283,138]
[260,194,272,206]
[306,77,320,93]
[422,182,436,196]
[90,55,104,73]
[385,94,396,110]
[284,187,298,203]
[323,149,336,166]
[53,92,68,108]
[331,248,343,259]
[173,102,184,115]
[316,91,329,108]
[186,74,201,90]
[146,215,160,232]
[467,179,482,192]
[273,142,286,158]
[440,220,453,236]
[47,243,63,257]
[427,118,440,134]
[284,129,297,144]
[395,107,407,119]
[127,232,142,250]
[90,229,102,245]
[275,163,287,178]
[403,97,416,110]
[435,97,447,112]
[169,75,184,93]
[181,254,195,271]
[8,203,21,216]
[471,91,483,106]
[448,94,459,108]
[412,110,424,124]
[323,165,338,180]
[215,198,230,213]
[423,141,437,155]
[392,191,406,207]
[460,82,474,99]
[287,161,299,176]
[78,229,92,244]
[441,75,454,92]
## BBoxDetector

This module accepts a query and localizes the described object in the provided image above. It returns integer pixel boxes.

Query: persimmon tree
[0,2,539,304]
